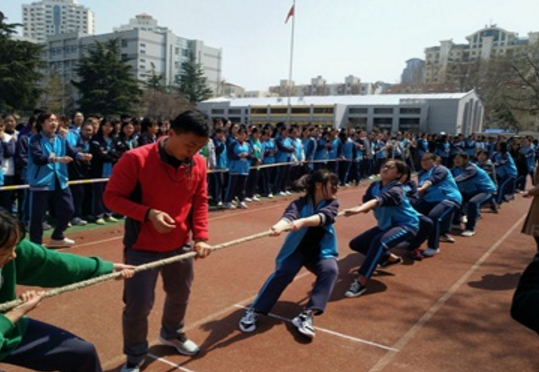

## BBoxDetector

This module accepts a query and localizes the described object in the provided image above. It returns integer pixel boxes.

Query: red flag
[285,5,294,23]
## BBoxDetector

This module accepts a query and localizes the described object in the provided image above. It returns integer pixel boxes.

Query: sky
[3,0,539,91]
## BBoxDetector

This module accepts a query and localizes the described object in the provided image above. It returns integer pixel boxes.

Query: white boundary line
[233,304,398,352]
[368,213,527,372]
[147,353,196,372]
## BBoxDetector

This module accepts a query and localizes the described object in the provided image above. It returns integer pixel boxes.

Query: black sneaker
[378,256,404,268]
[345,279,367,298]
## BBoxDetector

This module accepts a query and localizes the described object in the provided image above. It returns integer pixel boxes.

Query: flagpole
[286,0,296,126]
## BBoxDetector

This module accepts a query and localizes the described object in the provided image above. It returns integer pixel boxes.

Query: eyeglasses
[382,164,396,170]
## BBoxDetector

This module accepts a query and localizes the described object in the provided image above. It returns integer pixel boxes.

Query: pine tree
[175,52,213,103]
[0,12,43,112]
[72,38,141,116]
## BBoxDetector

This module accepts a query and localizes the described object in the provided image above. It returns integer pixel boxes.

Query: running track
[2,184,538,372]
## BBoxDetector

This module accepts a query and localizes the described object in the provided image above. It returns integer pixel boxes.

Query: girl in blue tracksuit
[274,126,295,195]
[260,128,277,197]
[452,152,496,236]
[211,127,228,207]
[313,130,330,171]
[89,118,119,224]
[344,160,419,298]
[414,153,462,257]
[338,131,355,186]
[27,113,92,246]
[225,127,252,209]
[238,169,339,339]
[492,142,518,204]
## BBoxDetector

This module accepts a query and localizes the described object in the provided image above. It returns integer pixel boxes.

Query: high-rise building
[22,0,94,43]
[401,58,425,85]
[424,25,539,86]
[269,75,374,97]
[41,13,223,104]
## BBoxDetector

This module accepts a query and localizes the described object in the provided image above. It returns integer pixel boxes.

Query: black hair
[476,149,490,158]
[168,110,210,138]
[499,141,508,154]
[0,209,25,250]
[36,112,55,132]
[141,117,157,133]
[293,169,338,200]
[454,152,469,161]
[97,117,118,137]
[383,159,409,177]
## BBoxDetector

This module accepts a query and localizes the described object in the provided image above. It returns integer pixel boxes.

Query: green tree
[72,38,141,116]
[144,62,164,91]
[175,52,213,103]
[0,12,43,112]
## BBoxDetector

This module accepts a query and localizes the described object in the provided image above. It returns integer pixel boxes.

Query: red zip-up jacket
[104,140,209,252]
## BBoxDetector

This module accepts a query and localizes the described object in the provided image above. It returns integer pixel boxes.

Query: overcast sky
[3,0,539,90]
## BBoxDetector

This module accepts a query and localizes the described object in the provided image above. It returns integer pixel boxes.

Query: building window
[399,107,421,115]
[251,107,267,115]
[211,109,225,115]
[349,107,368,114]
[270,108,288,115]
[374,108,394,115]
[140,50,146,54]
[313,107,334,114]
[228,109,242,115]
[121,53,128,61]
[140,43,146,47]
[121,39,128,48]
[291,107,310,114]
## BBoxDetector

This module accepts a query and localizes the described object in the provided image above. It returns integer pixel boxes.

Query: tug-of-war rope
[0,210,349,312]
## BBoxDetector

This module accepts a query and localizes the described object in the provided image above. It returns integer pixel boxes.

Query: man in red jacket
[104,110,212,372]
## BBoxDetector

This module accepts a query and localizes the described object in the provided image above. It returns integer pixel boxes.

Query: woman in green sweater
[0,210,134,371]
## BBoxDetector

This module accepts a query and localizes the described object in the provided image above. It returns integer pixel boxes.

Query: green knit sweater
[0,239,114,361]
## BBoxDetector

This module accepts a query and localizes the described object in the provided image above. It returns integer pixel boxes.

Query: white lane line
[147,353,196,372]
[233,304,398,352]
[368,213,527,372]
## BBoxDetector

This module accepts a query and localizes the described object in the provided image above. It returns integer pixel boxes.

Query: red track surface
[2,184,538,372]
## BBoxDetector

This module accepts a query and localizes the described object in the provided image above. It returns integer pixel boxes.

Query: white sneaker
[285,191,292,195]
[43,222,52,230]
[239,308,258,333]
[239,202,248,209]
[292,310,315,339]
[224,202,236,210]
[244,197,252,202]
[461,230,476,237]
[120,359,145,372]
[217,201,224,209]
[158,334,200,356]
[279,191,287,196]
[268,193,274,198]
[48,238,75,248]
[252,196,261,202]
[422,247,440,257]
[461,215,468,224]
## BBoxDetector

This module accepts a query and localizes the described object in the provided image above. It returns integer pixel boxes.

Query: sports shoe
[48,238,75,248]
[158,333,200,356]
[292,310,315,339]
[42,222,52,230]
[461,230,476,237]
[450,223,461,230]
[95,218,106,225]
[71,217,88,226]
[439,233,455,243]
[239,308,258,333]
[422,247,440,257]
[244,197,252,202]
[217,201,224,209]
[120,359,145,372]
[105,216,118,222]
[279,191,287,196]
[252,196,261,202]
[224,203,236,209]
[378,255,404,268]
[461,215,468,224]
[239,202,248,209]
[285,191,292,195]
[345,279,367,298]
[268,193,274,198]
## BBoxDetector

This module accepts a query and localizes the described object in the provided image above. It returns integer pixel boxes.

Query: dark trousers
[246,168,260,198]
[252,250,338,315]
[407,214,435,250]
[338,160,352,185]
[225,174,248,203]
[211,171,225,203]
[92,182,111,219]
[2,318,102,372]
[29,185,74,244]
[261,166,276,196]
[413,199,458,250]
[349,226,415,279]
[70,184,85,219]
[496,175,516,204]
[454,192,493,231]
[274,164,291,193]
[123,246,194,365]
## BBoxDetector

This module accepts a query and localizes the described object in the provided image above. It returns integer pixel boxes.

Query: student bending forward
[238,169,340,339]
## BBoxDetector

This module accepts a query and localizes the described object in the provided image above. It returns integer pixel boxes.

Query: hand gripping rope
[0,210,349,312]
